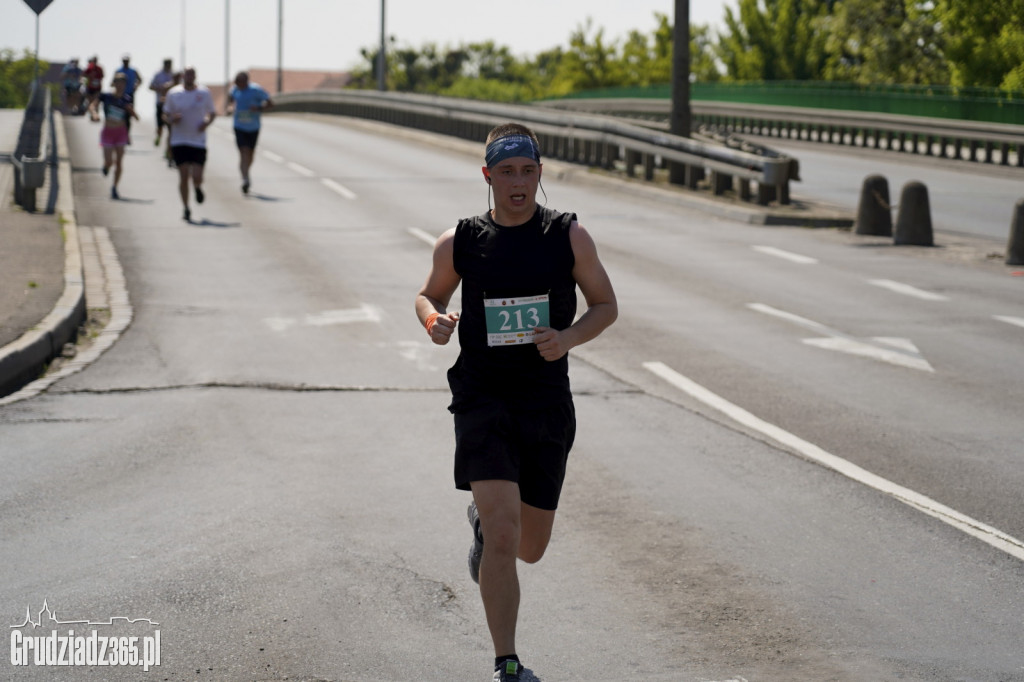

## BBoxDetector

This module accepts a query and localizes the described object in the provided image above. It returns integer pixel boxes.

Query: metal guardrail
[541,98,1024,168]
[12,80,52,212]
[271,90,797,206]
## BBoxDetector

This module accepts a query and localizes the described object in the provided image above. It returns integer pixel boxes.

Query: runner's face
[484,157,541,223]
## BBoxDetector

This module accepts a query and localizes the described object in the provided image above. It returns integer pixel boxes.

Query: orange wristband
[425,312,440,336]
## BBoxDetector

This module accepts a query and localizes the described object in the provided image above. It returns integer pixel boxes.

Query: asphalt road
[1,112,1022,681]
[755,135,1024,242]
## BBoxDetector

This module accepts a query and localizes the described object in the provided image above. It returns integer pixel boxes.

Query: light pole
[669,0,692,184]
[23,0,56,81]
[377,0,386,91]
[225,0,230,95]
[277,0,283,93]
[180,0,187,69]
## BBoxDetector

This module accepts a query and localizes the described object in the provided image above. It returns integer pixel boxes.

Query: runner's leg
[471,479,523,658]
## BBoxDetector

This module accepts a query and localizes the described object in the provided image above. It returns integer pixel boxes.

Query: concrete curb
[0,113,86,401]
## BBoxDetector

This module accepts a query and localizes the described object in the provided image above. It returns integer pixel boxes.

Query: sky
[3,0,733,115]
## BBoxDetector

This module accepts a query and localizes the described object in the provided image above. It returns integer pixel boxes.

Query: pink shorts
[100,126,129,148]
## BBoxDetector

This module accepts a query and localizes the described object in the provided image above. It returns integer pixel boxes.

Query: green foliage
[343,3,1024,101]
[937,0,1024,90]
[819,0,946,84]
[716,0,831,81]
[0,48,47,108]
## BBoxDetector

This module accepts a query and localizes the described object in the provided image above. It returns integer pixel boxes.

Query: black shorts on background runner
[171,145,207,166]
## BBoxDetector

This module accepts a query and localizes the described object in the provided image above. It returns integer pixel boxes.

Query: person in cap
[114,54,143,144]
[60,58,83,115]
[415,122,617,681]
[83,56,104,108]
[149,58,175,149]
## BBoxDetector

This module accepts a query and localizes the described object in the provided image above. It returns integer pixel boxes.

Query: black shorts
[171,145,207,167]
[234,128,260,149]
[453,400,576,511]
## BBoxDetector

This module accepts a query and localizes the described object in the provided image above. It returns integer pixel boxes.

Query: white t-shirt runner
[163,85,216,148]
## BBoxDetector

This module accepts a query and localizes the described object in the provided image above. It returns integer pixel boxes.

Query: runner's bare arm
[533,221,617,361]
[415,228,462,345]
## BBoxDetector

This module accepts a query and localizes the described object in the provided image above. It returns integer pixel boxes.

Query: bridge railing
[271,89,797,206]
[542,98,1024,168]
[11,80,53,212]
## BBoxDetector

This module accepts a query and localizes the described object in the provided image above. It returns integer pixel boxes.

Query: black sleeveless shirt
[448,206,577,412]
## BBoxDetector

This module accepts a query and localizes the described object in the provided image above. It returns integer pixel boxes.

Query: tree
[0,48,47,108]
[937,0,1024,90]
[821,0,946,84]
[716,0,831,81]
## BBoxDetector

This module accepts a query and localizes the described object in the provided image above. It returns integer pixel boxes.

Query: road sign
[23,0,55,15]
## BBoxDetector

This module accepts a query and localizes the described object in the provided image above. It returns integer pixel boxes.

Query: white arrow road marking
[748,303,934,372]
[868,279,949,301]
[752,245,818,264]
[642,361,1024,563]
[395,341,441,371]
[264,304,382,332]
[994,315,1024,329]
[321,178,357,200]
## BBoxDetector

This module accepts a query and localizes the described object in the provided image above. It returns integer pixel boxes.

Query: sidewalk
[0,108,85,398]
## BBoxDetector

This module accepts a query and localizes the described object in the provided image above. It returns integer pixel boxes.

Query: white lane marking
[748,303,934,371]
[286,161,316,177]
[408,227,438,246]
[994,315,1024,329]
[868,279,949,301]
[264,304,381,332]
[321,178,357,200]
[642,361,1024,563]
[752,245,818,264]
[262,150,284,163]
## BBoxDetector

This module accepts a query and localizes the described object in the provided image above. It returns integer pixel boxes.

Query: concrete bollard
[1008,199,1024,265]
[894,181,934,246]
[855,174,892,236]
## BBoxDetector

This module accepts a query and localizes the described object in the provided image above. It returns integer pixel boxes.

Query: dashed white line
[408,227,437,246]
[261,150,284,163]
[321,178,357,200]
[994,315,1024,329]
[286,161,315,177]
[642,361,1024,563]
[752,245,818,264]
[868,279,949,301]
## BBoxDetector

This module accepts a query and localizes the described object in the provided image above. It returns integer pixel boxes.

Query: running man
[114,54,143,144]
[149,58,175,149]
[415,122,617,682]
[225,71,272,194]
[60,58,83,115]
[88,72,139,200]
[162,67,216,222]
[83,56,104,109]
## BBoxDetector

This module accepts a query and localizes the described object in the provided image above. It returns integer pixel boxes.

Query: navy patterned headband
[485,134,541,168]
